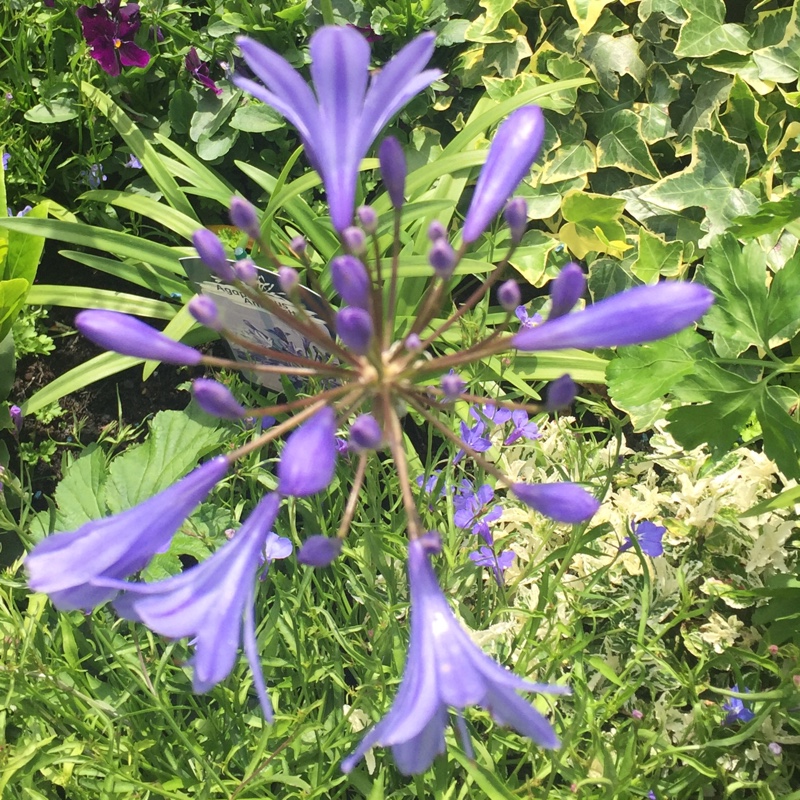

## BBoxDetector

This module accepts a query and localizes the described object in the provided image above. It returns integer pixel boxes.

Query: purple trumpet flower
[192,378,246,420]
[113,494,282,719]
[75,310,202,365]
[234,27,441,231]
[76,0,150,77]
[462,107,546,244]
[513,282,714,351]
[342,534,569,775]
[25,457,229,611]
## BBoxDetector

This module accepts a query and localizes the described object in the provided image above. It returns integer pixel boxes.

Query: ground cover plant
[2,1,800,798]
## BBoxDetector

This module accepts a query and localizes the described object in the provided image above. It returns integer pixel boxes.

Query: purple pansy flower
[470,546,515,587]
[185,47,223,96]
[342,534,569,775]
[619,520,666,557]
[113,494,282,719]
[234,26,441,231]
[722,686,755,726]
[76,0,151,77]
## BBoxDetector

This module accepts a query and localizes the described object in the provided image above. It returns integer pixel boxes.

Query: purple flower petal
[75,310,202,365]
[462,107,546,244]
[513,283,714,351]
[277,407,337,497]
[512,482,599,524]
[331,255,372,310]
[548,263,585,320]
[619,520,666,557]
[26,457,229,611]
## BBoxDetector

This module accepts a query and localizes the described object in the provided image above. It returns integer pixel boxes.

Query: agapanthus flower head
[32,25,715,775]
[342,535,569,775]
[234,26,441,230]
[76,0,150,77]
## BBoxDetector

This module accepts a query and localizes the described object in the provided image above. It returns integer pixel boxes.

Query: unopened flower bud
[441,371,465,399]
[504,197,528,244]
[546,374,577,411]
[9,405,22,434]
[290,236,307,255]
[405,333,422,352]
[331,255,371,310]
[278,266,299,294]
[549,263,585,320]
[497,279,521,311]
[429,239,456,279]
[342,226,366,256]
[76,310,202,365]
[192,228,235,282]
[234,259,258,285]
[297,535,343,567]
[427,220,446,241]
[512,482,599,524]
[336,307,374,354]
[768,742,782,756]
[278,407,337,497]
[193,378,246,420]
[229,196,261,239]
[463,106,545,244]
[379,136,406,209]
[188,295,221,330]
[349,414,383,451]
[357,205,378,235]
[631,709,643,720]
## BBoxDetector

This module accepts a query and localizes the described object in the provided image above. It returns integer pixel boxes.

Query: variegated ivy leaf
[631,228,684,282]
[674,0,750,58]
[558,191,628,259]
[566,0,616,35]
[579,33,646,97]
[596,109,660,180]
[640,129,758,245]
[753,2,800,83]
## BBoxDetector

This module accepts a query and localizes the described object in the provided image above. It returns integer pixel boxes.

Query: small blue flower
[620,520,666,558]
[504,410,540,445]
[2,153,9,170]
[124,154,143,169]
[454,482,501,544]
[722,685,755,726]
[453,420,492,465]
[82,163,107,189]
[469,546,514,587]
